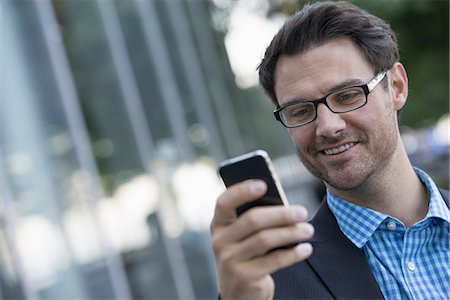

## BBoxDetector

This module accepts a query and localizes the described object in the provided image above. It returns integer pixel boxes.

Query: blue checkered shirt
[327,168,450,299]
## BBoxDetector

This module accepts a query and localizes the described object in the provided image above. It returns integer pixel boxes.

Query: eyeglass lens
[281,86,366,126]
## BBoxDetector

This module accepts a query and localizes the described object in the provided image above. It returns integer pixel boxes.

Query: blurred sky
[222,1,286,88]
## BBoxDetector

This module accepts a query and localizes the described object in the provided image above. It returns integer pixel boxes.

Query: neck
[327,143,429,227]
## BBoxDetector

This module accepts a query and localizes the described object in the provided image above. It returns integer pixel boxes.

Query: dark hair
[258,1,399,105]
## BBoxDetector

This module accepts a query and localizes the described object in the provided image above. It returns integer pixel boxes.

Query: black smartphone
[218,150,289,216]
[218,150,297,251]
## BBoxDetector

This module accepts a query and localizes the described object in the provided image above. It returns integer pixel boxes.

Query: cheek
[352,98,387,125]
[351,103,397,142]
[289,128,313,151]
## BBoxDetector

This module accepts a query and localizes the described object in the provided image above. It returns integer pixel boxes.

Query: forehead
[274,38,374,106]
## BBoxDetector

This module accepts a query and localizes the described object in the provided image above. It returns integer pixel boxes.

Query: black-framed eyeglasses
[273,71,387,128]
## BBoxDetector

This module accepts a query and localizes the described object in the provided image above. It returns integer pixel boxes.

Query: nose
[315,103,346,137]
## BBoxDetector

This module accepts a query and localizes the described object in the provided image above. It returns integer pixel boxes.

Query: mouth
[322,142,356,156]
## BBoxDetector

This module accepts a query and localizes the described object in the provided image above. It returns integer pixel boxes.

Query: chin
[324,176,367,191]
[298,154,373,191]
[326,166,374,189]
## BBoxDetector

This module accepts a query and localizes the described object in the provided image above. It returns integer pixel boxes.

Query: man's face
[274,38,405,191]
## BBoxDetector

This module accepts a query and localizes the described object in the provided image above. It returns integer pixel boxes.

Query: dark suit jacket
[272,189,449,299]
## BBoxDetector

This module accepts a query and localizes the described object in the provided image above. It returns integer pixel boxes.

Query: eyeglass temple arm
[367,71,387,92]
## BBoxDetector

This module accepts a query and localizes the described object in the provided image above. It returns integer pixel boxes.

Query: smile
[323,143,355,155]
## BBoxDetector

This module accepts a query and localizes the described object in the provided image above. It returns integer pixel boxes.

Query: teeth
[324,143,354,155]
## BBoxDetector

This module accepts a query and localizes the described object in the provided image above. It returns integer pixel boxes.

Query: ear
[388,62,408,111]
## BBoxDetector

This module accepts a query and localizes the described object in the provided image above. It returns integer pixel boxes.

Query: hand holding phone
[211,150,314,300]
[219,150,299,250]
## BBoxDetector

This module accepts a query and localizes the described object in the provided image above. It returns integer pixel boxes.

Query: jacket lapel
[307,201,384,299]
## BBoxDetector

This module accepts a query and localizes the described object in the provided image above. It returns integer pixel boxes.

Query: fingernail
[250,180,266,194]
[298,224,314,235]
[292,207,307,220]
[295,243,313,256]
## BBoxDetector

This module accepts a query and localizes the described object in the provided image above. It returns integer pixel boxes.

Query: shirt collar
[414,167,450,223]
[327,167,450,248]
[327,190,387,248]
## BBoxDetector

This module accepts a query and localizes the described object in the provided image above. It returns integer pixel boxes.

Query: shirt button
[387,221,396,230]
[407,261,416,272]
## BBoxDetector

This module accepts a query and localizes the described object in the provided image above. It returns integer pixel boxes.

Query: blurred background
[0,0,448,299]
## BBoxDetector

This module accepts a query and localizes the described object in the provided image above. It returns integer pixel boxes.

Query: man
[210,1,449,299]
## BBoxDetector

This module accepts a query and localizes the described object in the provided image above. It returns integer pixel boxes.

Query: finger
[211,179,267,229]
[220,205,308,243]
[212,205,309,258]
[244,242,314,277]
[239,222,315,259]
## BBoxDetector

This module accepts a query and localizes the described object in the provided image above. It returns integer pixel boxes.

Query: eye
[290,107,310,116]
[285,104,314,120]
[331,88,364,105]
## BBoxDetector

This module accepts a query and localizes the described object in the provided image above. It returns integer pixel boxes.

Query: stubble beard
[295,126,398,192]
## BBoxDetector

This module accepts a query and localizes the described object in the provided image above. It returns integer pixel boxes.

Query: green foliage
[353,0,449,128]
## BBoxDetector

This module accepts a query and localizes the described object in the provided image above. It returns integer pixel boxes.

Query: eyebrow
[282,78,366,107]
[327,78,364,94]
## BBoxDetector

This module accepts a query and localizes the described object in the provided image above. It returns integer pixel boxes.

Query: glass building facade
[0,0,231,298]
[0,0,310,299]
